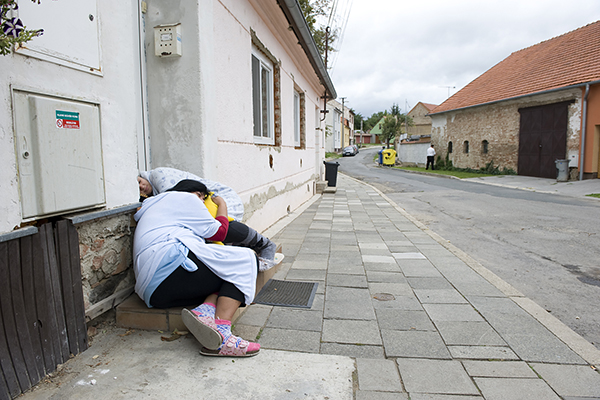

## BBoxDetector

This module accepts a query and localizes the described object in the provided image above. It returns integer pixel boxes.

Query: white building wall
[145,0,326,232]
[0,0,143,234]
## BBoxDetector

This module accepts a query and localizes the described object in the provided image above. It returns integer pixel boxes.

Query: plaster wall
[431,89,582,173]
[0,1,143,309]
[144,0,326,231]
[0,0,142,233]
[397,141,430,166]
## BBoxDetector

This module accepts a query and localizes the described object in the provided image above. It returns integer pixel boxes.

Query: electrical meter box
[13,90,105,219]
[154,23,182,57]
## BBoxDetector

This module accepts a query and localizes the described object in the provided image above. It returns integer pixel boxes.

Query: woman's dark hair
[166,179,209,195]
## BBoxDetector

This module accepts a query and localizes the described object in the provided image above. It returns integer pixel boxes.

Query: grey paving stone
[398,260,443,277]
[366,271,407,283]
[423,304,484,322]
[450,279,505,296]
[325,286,376,320]
[462,360,537,378]
[468,296,586,364]
[232,324,261,342]
[294,251,330,261]
[322,319,382,345]
[396,358,479,395]
[448,345,519,360]
[363,262,402,272]
[359,242,389,250]
[474,377,561,400]
[357,358,403,392]
[382,330,451,359]
[309,293,324,311]
[407,277,454,290]
[387,245,420,253]
[327,273,368,288]
[328,259,366,274]
[320,342,385,359]
[434,321,506,346]
[285,268,327,281]
[375,309,436,331]
[392,252,427,259]
[235,304,273,326]
[413,289,468,304]
[259,327,321,353]
[372,295,423,311]
[356,391,408,400]
[362,254,397,264]
[368,282,413,296]
[530,363,600,398]
[265,308,323,331]
[291,259,329,270]
[410,395,482,400]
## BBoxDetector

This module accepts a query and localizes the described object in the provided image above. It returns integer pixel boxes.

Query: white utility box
[13,90,105,219]
[154,23,182,57]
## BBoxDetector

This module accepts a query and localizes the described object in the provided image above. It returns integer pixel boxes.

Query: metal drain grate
[253,280,318,308]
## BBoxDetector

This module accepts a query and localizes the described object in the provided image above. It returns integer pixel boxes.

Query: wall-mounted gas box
[154,23,182,57]
[13,90,105,219]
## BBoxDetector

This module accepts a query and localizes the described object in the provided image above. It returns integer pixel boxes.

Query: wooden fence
[0,220,87,400]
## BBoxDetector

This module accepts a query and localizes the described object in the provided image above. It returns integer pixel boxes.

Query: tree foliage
[0,0,43,56]
[298,0,337,62]
[380,115,401,147]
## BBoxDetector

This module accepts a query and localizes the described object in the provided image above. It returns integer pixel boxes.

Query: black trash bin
[324,161,339,187]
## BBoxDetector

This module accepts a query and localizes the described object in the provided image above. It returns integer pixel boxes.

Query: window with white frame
[252,48,274,144]
[294,91,301,147]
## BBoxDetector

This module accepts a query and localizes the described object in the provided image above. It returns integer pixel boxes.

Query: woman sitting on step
[133,179,260,357]
[137,167,279,271]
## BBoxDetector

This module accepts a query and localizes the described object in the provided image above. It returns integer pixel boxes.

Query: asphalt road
[336,146,600,350]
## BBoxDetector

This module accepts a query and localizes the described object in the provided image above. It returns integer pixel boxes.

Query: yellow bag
[204,192,233,245]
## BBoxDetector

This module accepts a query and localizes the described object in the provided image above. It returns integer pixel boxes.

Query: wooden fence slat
[18,235,46,380]
[0,244,20,400]
[43,225,70,362]
[65,221,88,353]
[55,221,78,356]
[31,227,57,373]
[0,243,29,395]
[7,239,40,388]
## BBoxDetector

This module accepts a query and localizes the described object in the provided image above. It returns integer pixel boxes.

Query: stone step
[116,245,282,332]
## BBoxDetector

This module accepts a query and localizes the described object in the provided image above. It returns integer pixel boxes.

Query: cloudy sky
[327,0,600,118]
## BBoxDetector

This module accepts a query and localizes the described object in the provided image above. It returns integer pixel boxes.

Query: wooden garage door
[518,102,570,178]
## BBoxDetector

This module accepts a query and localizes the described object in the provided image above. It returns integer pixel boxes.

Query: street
[337,146,600,350]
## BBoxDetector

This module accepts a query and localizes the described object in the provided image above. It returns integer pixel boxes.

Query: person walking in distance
[426,144,436,170]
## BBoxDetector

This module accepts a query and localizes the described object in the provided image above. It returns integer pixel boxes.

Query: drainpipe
[579,84,590,181]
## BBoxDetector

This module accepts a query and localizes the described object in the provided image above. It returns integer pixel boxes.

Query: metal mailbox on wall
[13,90,105,219]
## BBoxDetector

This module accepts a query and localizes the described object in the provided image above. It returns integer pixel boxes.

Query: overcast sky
[328,0,600,118]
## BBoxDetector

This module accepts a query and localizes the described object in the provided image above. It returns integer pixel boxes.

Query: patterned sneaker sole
[199,346,260,358]
[181,308,223,350]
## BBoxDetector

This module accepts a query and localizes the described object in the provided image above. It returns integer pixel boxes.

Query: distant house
[369,115,386,144]
[325,98,351,152]
[429,21,600,179]
[407,102,438,137]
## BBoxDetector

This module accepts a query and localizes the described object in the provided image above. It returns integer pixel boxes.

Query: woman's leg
[225,221,277,267]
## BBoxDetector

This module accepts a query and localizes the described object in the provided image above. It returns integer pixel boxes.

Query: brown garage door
[518,101,570,178]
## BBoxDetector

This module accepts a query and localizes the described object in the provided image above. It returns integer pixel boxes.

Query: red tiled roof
[421,102,438,111]
[431,20,600,114]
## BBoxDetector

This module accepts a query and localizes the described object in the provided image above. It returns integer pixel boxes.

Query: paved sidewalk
[20,173,600,399]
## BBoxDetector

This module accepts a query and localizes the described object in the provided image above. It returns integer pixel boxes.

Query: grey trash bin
[324,161,339,187]
[555,159,570,182]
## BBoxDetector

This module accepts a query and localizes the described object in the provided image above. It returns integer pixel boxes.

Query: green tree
[380,115,401,148]
[298,0,337,61]
[350,108,364,131]
[390,103,401,116]
[1,0,43,56]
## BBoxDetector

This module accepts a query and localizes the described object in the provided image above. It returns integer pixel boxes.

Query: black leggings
[223,220,249,244]
[149,250,257,309]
